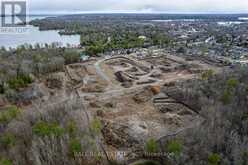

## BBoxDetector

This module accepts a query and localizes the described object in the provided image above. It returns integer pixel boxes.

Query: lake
[0,16,80,49]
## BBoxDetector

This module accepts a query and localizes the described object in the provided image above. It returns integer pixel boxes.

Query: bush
[208,153,221,165]
[90,118,102,135]
[7,74,32,90]
[66,120,77,138]
[220,78,239,105]
[145,138,159,153]
[4,89,18,103]
[201,69,214,80]
[227,78,239,89]
[134,160,160,165]
[63,50,80,64]
[69,138,82,155]
[0,106,21,124]
[32,121,64,137]
[167,139,183,156]
[1,133,16,148]
[221,89,232,105]
[0,158,12,165]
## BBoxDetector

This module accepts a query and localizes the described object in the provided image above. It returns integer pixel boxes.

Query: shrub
[201,70,214,80]
[221,89,232,105]
[208,153,221,165]
[4,89,18,103]
[1,133,16,148]
[167,139,183,156]
[220,78,239,105]
[69,138,82,155]
[241,151,248,165]
[0,106,21,124]
[7,74,32,90]
[145,138,159,153]
[227,78,239,89]
[66,120,77,138]
[32,121,64,137]
[134,160,160,165]
[90,118,102,135]
[0,157,12,165]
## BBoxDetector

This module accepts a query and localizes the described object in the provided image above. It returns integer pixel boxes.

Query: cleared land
[16,50,221,163]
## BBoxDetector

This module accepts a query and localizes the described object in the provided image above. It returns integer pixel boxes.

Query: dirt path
[94,58,111,82]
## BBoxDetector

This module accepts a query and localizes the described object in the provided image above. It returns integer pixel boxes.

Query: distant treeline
[31,13,248,23]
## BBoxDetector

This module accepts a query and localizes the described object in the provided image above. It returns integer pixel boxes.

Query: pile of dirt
[115,71,136,88]
[45,75,63,89]
[89,100,116,109]
[150,85,161,95]
[122,81,133,88]
[81,83,106,93]
[115,71,133,83]
[104,102,117,108]
[133,87,154,103]
[89,101,102,108]
[102,121,140,148]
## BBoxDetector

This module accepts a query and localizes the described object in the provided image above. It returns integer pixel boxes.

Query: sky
[28,0,248,14]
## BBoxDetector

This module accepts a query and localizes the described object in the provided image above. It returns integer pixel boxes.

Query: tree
[63,50,80,64]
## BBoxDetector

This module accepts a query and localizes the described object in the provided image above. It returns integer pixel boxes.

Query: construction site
[21,49,222,164]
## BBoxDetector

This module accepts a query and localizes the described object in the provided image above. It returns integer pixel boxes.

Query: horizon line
[24,10,248,15]
[29,12,248,15]
[2,12,248,17]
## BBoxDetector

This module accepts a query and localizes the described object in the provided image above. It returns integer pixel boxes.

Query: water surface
[0,26,80,49]
[0,16,80,49]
